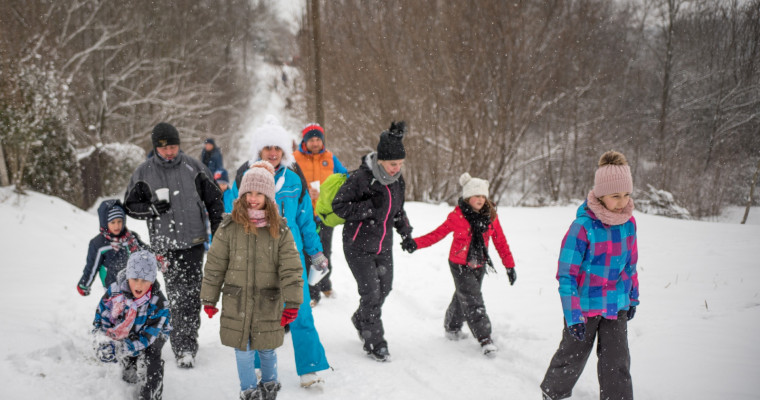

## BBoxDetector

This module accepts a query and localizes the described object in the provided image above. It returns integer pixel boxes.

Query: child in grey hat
[93,250,172,400]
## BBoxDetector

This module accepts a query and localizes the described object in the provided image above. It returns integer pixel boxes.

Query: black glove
[152,200,171,215]
[567,323,586,341]
[627,306,636,321]
[506,268,517,286]
[401,236,417,253]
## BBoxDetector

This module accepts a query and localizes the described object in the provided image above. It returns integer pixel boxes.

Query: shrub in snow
[636,184,691,220]
[78,143,146,209]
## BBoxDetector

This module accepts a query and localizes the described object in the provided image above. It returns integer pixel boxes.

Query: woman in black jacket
[332,121,416,362]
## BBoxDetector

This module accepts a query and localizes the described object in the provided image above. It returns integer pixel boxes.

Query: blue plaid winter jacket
[557,202,639,327]
[93,277,172,356]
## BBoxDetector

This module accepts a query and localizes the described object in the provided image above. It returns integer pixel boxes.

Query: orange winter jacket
[294,146,347,212]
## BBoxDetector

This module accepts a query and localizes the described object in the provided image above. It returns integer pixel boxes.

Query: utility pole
[310,0,324,125]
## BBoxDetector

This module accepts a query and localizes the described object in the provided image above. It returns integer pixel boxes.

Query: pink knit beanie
[239,161,276,201]
[593,151,633,197]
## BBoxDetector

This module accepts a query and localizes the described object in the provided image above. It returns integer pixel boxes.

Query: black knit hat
[152,122,180,148]
[377,121,406,160]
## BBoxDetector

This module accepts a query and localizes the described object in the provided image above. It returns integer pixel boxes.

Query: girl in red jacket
[407,173,516,357]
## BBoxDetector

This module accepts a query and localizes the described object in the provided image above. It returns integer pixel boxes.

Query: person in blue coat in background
[231,116,330,389]
[214,169,235,213]
[200,138,224,173]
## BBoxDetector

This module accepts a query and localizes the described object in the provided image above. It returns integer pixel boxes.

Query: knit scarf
[586,190,635,226]
[105,287,152,340]
[247,208,269,227]
[367,152,400,186]
[458,198,495,272]
[101,228,141,253]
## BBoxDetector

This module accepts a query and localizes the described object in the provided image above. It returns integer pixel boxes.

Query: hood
[248,115,296,168]
[576,201,596,220]
[97,199,127,232]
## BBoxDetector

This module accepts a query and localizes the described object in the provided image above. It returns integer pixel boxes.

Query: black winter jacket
[332,155,412,254]
[78,200,147,289]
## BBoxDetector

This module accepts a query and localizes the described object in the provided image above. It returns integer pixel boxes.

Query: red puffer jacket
[414,206,515,269]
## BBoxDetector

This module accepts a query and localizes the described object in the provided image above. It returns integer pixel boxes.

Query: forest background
[1,0,758,220]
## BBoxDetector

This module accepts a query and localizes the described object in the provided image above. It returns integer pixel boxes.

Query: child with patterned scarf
[407,173,517,358]
[93,250,172,400]
[77,199,147,296]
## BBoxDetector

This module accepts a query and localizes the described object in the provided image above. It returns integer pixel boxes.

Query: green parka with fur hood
[200,215,303,351]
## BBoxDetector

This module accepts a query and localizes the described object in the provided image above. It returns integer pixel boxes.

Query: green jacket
[200,215,303,351]
[315,172,347,227]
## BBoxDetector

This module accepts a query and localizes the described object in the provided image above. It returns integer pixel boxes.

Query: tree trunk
[741,157,760,224]
[0,143,10,186]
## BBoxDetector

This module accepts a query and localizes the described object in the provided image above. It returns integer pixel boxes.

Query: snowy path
[1,189,759,399]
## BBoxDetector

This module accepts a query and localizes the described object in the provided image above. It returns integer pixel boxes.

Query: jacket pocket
[221,285,243,318]
[258,288,282,322]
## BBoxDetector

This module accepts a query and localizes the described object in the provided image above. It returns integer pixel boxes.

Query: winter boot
[445,330,468,341]
[299,372,324,388]
[479,337,498,358]
[259,381,281,400]
[176,353,194,369]
[367,344,391,362]
[239,387,260,400]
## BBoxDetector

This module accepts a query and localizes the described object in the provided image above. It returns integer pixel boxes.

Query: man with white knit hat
[230,116,330,389]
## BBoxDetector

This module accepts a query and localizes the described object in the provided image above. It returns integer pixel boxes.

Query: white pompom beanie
[460,173,489,199]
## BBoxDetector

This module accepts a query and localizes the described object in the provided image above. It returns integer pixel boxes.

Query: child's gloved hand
[401,236,417,253]
[203,305,219,319]
[567,323,586,341]
[506,268,517,286]
[96,341,118,363]
[627,306,636,321]
[77,284,90,296]
[310,252,329,271]
[281,308,298,326]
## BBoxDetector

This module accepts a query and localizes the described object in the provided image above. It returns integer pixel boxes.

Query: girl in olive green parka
[200,161,303,400]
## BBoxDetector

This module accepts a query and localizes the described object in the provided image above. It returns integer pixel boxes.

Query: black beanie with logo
[152,122,180,148]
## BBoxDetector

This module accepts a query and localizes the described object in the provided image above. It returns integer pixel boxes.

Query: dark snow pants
[122,337,165,400]
[444,262,491,341]
[540,310,632,400]
[163,244,204,359]
[306,221,334,301]
[344,246,394,350]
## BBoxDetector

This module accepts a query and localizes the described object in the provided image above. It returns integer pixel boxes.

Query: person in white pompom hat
[229,115,330,389]
[407,172,517,358]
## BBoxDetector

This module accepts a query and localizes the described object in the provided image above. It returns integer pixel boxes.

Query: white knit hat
[460,173,489,199]
[248,115,296,167]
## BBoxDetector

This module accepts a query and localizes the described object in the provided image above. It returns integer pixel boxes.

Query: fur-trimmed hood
[247,115,296,168]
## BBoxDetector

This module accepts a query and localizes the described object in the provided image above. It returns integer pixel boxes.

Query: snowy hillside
[1,187,759,400]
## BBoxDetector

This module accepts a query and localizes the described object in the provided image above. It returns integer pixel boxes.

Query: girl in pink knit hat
[540,151,639,400]
[200,161,305,400]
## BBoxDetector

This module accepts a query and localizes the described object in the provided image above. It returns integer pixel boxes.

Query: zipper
[352,222,363,241]
[377,185,392,254]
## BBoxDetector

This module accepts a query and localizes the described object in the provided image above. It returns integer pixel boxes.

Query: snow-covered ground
[1,187,759,399]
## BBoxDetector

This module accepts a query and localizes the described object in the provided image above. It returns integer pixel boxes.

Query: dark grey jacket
[125,151,223,251]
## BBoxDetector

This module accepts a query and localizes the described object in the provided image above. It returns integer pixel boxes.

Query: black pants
[344,246,394,350]
[444,262,491,341]
[540,311,632,400]
[306,221,334,301]
[122,337,165,400]
[163,244,204,359]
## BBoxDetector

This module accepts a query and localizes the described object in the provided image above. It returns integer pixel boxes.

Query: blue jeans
[235,343,277,391]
